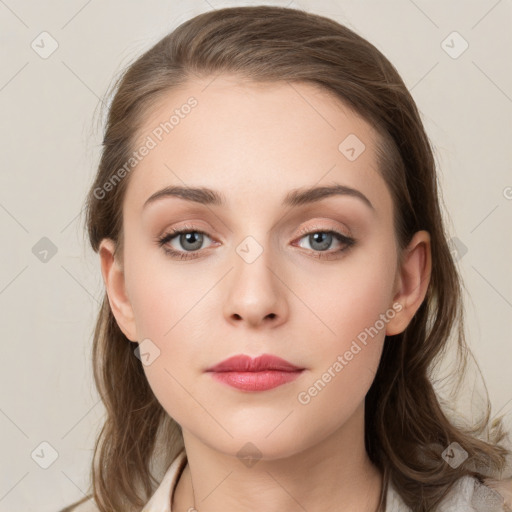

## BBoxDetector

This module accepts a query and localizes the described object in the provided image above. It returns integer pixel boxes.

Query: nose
[222,244,288,329]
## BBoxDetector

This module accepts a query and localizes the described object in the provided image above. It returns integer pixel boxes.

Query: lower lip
[209,370,304,391]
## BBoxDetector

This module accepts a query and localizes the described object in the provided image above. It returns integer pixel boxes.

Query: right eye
[156,226,216,260]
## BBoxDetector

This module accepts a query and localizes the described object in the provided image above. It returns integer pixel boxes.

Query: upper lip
[205,354,304,372]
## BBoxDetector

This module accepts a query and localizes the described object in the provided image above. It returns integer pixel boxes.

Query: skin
[99,75,431,511]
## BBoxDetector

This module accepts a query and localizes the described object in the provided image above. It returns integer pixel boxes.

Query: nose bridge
[222,230,287,327]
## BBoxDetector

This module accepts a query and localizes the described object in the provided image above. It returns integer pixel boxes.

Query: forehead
[124,75,390,217]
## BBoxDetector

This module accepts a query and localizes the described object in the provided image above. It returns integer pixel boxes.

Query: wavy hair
[66,5,510,511]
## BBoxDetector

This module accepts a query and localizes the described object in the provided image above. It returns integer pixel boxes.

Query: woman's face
[101,75,423,459]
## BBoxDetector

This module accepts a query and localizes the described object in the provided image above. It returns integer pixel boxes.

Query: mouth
[205,353,305,392]
[205,353,304,372]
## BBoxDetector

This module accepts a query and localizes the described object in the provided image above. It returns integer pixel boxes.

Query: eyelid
[158,220,351,243]
[158,222,214,239]
[294,222,352,240]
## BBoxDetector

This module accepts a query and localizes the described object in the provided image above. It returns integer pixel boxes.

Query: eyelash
[155,224,356,261]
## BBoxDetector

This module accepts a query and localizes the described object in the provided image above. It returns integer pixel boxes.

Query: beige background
[0,0,511,510]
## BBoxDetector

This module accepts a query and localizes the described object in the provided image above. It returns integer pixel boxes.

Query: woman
[61,5,512,511]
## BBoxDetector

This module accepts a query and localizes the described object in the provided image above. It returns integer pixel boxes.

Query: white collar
[142,449,187,511]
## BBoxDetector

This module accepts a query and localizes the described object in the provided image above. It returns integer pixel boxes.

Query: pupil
[181,232,203,251]
[310,232,331,251]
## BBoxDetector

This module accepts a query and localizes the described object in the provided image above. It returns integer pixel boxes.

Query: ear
[99,238,138,342]
[386,230,432,336]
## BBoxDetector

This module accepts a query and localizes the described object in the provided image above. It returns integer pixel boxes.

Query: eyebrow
[143,184,375,211]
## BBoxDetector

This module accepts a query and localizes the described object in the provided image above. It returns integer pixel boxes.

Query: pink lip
[206,353,303,372]
[205,354,305,392]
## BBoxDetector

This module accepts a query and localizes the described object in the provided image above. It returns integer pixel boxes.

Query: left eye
[294,228,355,256]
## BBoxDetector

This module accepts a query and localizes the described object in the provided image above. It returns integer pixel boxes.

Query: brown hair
[70,5,510,511]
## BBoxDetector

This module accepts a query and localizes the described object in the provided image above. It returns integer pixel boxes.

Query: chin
[199,426,315,463]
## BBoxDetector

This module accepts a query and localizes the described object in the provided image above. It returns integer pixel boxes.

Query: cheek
[125,245,207,340]
[297,238,396,410]
[124,249,212,420]
[295,267,393,428]
[294,339,382,448]
[312,242,397,344]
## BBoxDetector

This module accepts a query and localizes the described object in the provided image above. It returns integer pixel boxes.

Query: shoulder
[482,476,512,509]
[57,449,188,512]
[439,475,498,511]
[58,496,100,512]
[387,475,512,511]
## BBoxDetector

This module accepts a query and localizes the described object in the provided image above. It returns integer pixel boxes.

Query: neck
[172,402,383,512]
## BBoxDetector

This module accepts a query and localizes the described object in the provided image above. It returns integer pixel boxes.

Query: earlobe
[98,238,138,342]
[385,230,432,336]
